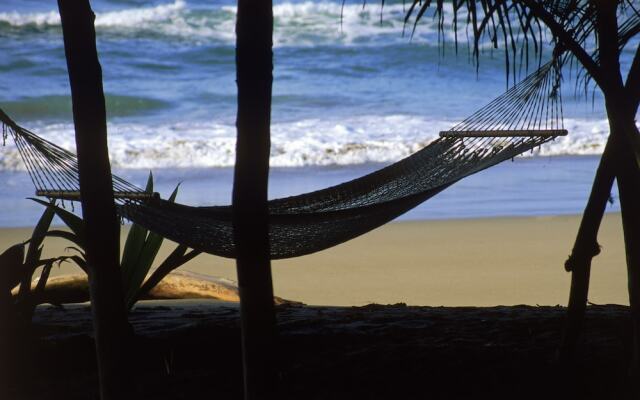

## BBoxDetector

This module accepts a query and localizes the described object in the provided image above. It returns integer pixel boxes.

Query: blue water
[0,156,621,227]
[0,0,630,227]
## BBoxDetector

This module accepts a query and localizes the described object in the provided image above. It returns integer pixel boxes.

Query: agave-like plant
[32,173,202,310]
[0,201,72,325]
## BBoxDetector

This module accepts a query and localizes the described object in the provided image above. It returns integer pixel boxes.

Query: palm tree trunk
[233,0,277,397]
[57,1,133,398]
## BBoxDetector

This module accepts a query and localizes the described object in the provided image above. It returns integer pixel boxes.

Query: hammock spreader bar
[440,129,568,138]
[34,190,160,201]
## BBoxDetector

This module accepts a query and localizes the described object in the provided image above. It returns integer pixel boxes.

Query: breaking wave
[0,115,617,171]
[0,0,476,47]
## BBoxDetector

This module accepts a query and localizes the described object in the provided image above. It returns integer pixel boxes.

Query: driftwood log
[12,270,298,306]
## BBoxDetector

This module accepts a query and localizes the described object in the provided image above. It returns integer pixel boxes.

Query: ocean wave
[0,0,473,47]
[0,115,617,171]
[0,94,170,120]
[0,0,186,28]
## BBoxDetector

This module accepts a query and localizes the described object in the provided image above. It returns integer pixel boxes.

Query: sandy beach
[1,212,628,307]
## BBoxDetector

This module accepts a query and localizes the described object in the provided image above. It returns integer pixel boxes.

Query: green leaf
[123,228,164,308]
[120,173,154,299]
[145,171,154,193]
[16,204,55,301]
[120,224,149,281]
[123,179,182,308]
[25,202,55,268]
[34,260,53,295]
[167,182,180,203]
[30,198,85,247]
[132,245,202,309]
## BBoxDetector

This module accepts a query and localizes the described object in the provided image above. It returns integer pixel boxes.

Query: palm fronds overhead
[402,0,638,92]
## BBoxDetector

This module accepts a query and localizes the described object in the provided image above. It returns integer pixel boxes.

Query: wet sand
[0,212,629,306]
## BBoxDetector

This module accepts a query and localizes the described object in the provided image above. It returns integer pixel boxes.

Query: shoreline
[1,212,629,307]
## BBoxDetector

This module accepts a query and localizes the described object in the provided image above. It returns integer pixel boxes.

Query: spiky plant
[32,173,202,311]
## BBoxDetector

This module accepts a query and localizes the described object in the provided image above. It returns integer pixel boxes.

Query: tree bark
[595,0,640,373]
[615,122,640,374]
[559,137,615,360]
[233,0,277,397]
[605,107,640,373]
[560,2,640,369]
[57,1,133,398]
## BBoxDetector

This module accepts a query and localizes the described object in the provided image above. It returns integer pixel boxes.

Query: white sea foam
[0,0,473,47]
[0,1,187,28]
[0,115,618,171]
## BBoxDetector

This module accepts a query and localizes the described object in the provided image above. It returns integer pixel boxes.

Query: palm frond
[402,0,633,92]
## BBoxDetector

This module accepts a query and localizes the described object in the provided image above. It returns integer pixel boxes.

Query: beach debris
[12,270,298,306]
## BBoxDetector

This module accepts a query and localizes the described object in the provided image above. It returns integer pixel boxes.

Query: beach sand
[1,212,629,307]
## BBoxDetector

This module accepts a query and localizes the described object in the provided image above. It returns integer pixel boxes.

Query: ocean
[0,0,627,228]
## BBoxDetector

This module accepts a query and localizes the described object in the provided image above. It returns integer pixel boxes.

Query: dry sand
[0,212,629,306]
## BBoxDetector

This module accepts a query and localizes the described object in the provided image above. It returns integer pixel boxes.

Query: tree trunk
[560,2,640,371]
[595,0,640,373]
[57,1,133,398]
[608,110,640,373]
[233,0,277,397]
[559,137,615,360]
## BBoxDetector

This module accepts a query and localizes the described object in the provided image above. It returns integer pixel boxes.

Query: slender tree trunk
[616,127,640,374]
[233,0,277,397]
[560,2,640,370]
[57,1,133,398]
[606,107,640,373]
[559,136,615,360]
[595,0,640,373]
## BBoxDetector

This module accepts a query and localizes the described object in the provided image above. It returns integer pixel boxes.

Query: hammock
[1,62,567,259]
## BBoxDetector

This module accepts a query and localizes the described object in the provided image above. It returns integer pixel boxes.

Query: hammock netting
[1,62,567,259]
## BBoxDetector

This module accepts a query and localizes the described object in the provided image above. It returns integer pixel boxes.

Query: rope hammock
[1,62,567,259]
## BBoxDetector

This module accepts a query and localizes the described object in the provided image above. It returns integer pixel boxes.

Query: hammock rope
[1,61,567,259]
